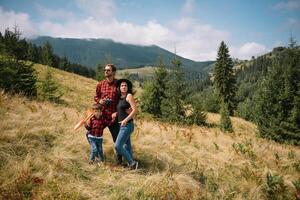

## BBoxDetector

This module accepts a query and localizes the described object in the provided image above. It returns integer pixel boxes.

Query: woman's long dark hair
[118,81,133,97]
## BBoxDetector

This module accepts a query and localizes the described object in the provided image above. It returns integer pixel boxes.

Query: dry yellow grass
[0,63,299,199]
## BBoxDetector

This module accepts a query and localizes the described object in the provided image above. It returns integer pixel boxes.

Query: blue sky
[0,0,299,61]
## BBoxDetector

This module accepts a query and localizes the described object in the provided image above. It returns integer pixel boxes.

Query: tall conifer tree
[41,42,54,66]
[140,58,167,117]
[213,41,237,115]
[213,41,236,132]
[161,56,186,122]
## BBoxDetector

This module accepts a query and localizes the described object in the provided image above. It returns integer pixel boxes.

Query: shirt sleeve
[85,120,92,131]
[104,115,114,127]
[94,82,102,103]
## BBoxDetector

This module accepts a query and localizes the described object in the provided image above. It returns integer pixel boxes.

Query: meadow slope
[0,64,299,200]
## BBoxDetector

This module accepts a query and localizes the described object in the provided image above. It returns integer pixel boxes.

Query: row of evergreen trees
[139,41,236,131]
[140,57,207,126]
[0,27,95,78]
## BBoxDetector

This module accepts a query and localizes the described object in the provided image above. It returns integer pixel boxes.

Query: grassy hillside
[1,64,299,199]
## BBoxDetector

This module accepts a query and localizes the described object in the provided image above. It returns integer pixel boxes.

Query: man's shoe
[88,160,95,165]
[116,155,123,165]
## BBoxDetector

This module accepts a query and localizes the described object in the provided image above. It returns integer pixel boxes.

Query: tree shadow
[134,151,168,174]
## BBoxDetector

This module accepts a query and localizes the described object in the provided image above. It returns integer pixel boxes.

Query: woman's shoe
[129,161,138,170]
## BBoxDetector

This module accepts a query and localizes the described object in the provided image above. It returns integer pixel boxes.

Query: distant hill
[30,36,214,74]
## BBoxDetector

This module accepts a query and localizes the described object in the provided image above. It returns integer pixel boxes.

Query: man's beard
[105,74,112,78]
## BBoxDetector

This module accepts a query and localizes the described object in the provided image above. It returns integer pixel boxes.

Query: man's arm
[94,82,101,103]
[94,81,108,105]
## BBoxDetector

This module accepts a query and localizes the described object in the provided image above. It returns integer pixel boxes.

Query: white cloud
[38,13,230,61]
[38,18,173,46]
[174,23,230,61]
[171,17,195,32]
[76,0,116,20]
[231,42,268,60]
[274,0,300,10]
[0,7,36,37]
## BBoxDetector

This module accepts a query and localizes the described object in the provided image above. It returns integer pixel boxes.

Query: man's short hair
[105,64,116,72]
[92,103,102,111]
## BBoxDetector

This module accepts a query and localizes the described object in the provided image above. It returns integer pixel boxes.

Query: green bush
[263,172,287,200]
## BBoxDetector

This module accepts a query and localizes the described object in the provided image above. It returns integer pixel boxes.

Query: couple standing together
[86,64,138,170]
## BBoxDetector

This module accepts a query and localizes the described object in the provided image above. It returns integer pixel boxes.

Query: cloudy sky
[0,0,299,61]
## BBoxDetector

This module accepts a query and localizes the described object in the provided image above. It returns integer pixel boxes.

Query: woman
[114,79,138,170]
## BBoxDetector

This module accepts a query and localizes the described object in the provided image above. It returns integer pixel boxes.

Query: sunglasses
[104,69,112,72]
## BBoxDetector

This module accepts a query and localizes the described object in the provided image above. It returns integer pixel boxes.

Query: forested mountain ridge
[30,36,214,72]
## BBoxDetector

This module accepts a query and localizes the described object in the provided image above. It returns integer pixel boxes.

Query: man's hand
[112,112,117,121]
[99,99,105,105]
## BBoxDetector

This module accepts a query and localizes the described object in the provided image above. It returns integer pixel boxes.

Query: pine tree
[58,56,70,71]
[140,58,167,117]
[27,43,37,62]
[41,42,54,66]
[161,56,186,122]
[213,41,237,116]
[95,63,105,81]
[39,69,62,102]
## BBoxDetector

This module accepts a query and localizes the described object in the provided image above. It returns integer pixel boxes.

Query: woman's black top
[117,95,132,122]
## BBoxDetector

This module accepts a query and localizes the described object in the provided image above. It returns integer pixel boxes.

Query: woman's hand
[120,120,127,127]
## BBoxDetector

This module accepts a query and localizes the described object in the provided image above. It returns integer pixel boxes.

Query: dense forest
[0,27,96,79]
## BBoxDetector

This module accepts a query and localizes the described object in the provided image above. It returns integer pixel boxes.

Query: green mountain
[30,36,214,73]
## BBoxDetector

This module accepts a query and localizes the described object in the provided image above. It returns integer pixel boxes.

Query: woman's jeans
[115,121,134,163]
[88,136,104,162]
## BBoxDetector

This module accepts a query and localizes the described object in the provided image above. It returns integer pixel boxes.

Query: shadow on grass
[104,147,171,173]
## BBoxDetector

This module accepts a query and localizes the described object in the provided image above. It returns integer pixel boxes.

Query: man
[94,64,122,164]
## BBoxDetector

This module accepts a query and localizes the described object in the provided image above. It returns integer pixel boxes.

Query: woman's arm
[120,94,137,126]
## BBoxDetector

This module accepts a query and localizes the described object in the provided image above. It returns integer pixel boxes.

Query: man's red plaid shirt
[94,79,119,116]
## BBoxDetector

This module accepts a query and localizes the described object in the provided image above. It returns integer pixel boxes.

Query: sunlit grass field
[0,64,299,199]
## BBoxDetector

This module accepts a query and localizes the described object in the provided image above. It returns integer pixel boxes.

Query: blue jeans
[88,136,104,162]
[115,121,134,163]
